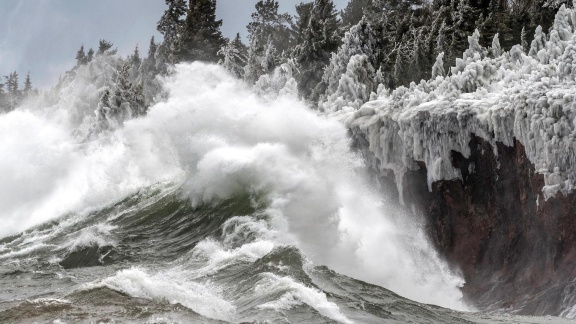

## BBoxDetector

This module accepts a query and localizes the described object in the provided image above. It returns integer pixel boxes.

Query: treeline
[152,0,560,103]
[0,72,35,112]
[10,0,560,124]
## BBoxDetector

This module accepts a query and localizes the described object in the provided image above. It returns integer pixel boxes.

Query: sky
[0,0,349,89]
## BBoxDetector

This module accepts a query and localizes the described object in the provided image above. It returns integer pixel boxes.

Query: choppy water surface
[0,186,570,323]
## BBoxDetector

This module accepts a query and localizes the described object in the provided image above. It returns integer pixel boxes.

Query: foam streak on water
[0,62,467,312]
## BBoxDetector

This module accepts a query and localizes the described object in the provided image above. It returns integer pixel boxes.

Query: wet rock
[355,133,576,316]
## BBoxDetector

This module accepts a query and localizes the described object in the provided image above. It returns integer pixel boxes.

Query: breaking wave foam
[0,62,467,310]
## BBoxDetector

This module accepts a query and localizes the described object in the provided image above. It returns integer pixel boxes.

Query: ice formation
[344,4,576,201]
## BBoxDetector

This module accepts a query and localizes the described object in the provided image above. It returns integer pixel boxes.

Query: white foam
[188,238,275,277]
[1,61,467,311]
[85,267,235,322]
[62,223,117,251]
[255,272,352,324]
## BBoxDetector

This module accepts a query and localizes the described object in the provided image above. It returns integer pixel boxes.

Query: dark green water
[0,185,572,323]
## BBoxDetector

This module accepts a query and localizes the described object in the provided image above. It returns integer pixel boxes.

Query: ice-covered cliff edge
[342,4,576,316]
[346,4,576,202]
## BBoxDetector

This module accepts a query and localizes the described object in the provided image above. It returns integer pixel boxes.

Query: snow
[345,5,576,201]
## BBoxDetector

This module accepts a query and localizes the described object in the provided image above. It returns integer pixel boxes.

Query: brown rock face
[354,132,576,316]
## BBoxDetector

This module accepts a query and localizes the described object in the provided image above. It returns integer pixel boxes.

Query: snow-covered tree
[218,33,248,78]
[95,63,148,130]
[491,33,502,57]
[521,26,528,53]
[431,52,445,79]
[462,29,485,60]
[529,25,546,58]
[318,18,376,102]
[4,72,20,111]
[244,38,278,84]
[321,54,376,112]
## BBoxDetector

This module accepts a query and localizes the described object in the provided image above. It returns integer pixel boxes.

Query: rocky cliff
[352,127,576,316]
[343,5,576,316]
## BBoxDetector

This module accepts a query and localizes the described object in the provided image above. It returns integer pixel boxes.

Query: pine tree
[98,39,114,55]
[140,36,161,102]
[86,48,95,62]
[218,33,248,78]
[156,0,187,67]
[293,0,341,99]
[463,29,485,60]
[247,0,293,55]
[452,0,477,56]
[521,26,528,53]
[431,52,445,78]
[175,0,225,62]
[393,45,404,86]
[321,54,375,112]
[491,33,502,57]
[341,0,369,28]
[293,2,313,47]
[96,89,112,130]
[130,45,142,67]
[320,18,377,100]
[244,37,269,84]
[141,37,158,75]
[23,72,32,97]
[528,25,546,58]
[76,45,87,66]
[5,72,20,111]
[0,83,6,112]
[128,45,142,81]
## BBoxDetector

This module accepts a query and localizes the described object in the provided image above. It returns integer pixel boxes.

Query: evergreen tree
[156,0,187,67]
[341,0,369,28]
[293,0,341,99]
[393,46,404,86]
[129,45,142,81]
[98,39,114,55]
[175,0,225,62]
[452,0,477,56]
[528,25,546,58]
[247,0,293,55]
[244,37,268,84]
[521,26,528,53]
[491,33,502,57]
[218,33,248,78]
[139,36,161,102]
[141,37,158,76]
[322,54,375,112]
[320,18,377,100]
[130,45,142,67]
[435,20,448,57]
[293,2,314,47]
[86,48,95,62]
[477,0,513,49]
[431,52,445,78]
[76,45,87,66]
[0,83,6,112]
[96,63,148,129]
[23,72,32,97]
[5,72,20,111]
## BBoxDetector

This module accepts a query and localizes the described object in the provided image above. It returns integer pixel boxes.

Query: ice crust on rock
[346,4,576,201]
